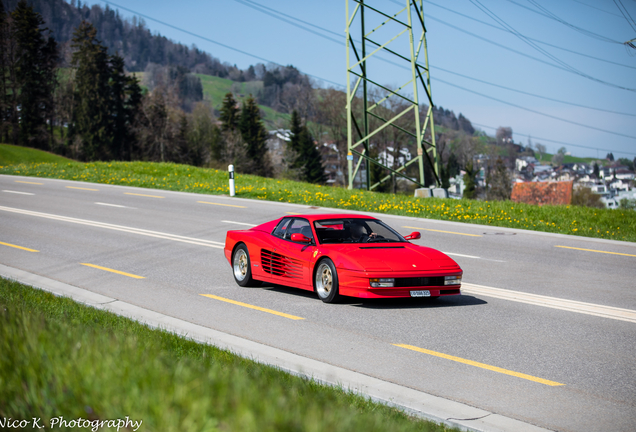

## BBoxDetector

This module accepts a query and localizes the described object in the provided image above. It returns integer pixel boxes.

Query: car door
[262,217,316,289]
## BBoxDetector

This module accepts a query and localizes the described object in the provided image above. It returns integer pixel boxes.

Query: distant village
[268,129,635,210]
[509,155,635,209]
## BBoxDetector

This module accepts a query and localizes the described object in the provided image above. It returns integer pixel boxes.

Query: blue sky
[88,0,636,160]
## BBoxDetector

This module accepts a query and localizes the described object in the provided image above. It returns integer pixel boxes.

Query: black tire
[232,244,259,287]
[314,258,340,303]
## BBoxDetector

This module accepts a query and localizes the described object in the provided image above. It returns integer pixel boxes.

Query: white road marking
[0,205,224,249]
[462,283,636,324]
[442,252,506,263]
[4,204,631,323]
[3,190,34,195]
[222,220,257,227]
[95,202,128,208]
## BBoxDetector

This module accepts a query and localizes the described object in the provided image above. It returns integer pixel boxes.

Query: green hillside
[196,74,290,128]
[132,72,290,129]
[0,144,71,166]
[536,152,606,165]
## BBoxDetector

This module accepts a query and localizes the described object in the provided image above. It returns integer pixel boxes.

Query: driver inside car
[350,223,377,242]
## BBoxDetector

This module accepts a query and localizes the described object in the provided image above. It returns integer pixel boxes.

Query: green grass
[0,143,71,165]
[536,152,604,165]
[1,144,634,242]
[0,277,454,432]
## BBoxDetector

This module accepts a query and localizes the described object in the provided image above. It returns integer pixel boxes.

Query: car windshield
[314,218,405,244]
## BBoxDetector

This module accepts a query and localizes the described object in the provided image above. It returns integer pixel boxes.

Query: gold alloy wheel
[316,263,332,298]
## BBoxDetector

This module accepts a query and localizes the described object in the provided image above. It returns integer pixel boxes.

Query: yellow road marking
[0,241,39,252]
[124,192,164,198]
[554,245,636,257]
[66,186,99,191]
[286,212,302,214]
[394,344,564,386]
[402,226,482,237]
[198,201,246,208]
[15,180,43,185]
[80,263,145,279]
[200,294,304,320]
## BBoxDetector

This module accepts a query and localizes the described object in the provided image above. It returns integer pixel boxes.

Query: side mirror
[291,233,312,243]
[404,231,421,240]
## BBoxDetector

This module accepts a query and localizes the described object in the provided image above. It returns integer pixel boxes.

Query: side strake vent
[261,249,303,279]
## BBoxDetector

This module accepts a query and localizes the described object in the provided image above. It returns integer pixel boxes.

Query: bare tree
[535,142,546,162]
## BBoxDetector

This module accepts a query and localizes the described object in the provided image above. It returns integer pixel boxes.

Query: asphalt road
[1,174,635,432]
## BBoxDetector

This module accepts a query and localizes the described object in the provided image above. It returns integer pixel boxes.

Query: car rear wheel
[315,259,340,303]
[232,244,258,287]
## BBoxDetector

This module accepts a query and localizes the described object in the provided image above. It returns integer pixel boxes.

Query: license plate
[410,290,430,297]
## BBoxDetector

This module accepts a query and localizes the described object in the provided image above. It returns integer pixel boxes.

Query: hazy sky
[87,0,636,160]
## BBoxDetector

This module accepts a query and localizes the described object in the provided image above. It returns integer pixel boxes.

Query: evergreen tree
[238,95,272,177]
[0,2,12,143]
[486,157,512,201]
[298,127,326,184]
[11,0,58,149]
[219,92,239,132]
[593,162,600,178]
[109,53,141,160]
[369,146,390,193]
[288,109,303,169]
[70,21,111,160]
[463,161,477,199]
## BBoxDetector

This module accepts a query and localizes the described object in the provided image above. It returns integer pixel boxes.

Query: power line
[422,0,636,70]
[233,0,343,46]
[98,0,344,89]
[613,0,636,32]
[569,0,623,18]
[423,14,636,92]
[471,122,636,157]
[433,76,636,139]
[97,1,635,153]
[239,0,636,118]
[507,0,623,43]
[432,66,636,117]
[242,0,636,117]
[235,1,636,138]
[469,0,634,92]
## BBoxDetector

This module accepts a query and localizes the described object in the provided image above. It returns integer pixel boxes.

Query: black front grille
[440,289,461,295]
[395,277,445,287]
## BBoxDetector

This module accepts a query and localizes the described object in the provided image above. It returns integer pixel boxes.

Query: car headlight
[370,278,395,287]
[444,275,462,285]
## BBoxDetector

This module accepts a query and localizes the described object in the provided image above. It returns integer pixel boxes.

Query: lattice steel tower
[345,0,440,190]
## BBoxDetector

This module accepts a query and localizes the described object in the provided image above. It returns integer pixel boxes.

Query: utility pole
[345,0,441,190]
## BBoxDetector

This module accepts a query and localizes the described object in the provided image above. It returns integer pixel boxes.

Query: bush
[619,198,636,210]
[571,187,604,209]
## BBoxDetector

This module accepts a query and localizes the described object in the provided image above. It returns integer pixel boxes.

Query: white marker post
[228,164,235,197]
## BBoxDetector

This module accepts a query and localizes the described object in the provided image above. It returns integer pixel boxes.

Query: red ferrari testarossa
[224,214,463,303]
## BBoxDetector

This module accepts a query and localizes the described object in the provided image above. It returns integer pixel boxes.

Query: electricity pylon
[345,0,440,190]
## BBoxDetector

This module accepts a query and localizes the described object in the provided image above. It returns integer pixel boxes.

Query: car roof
[289,213,378,222]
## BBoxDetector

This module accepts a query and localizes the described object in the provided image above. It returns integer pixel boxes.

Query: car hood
[332,243,459,272]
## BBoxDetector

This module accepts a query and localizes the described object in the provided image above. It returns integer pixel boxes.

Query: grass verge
[0,277,455,432]
[1,145,634,242]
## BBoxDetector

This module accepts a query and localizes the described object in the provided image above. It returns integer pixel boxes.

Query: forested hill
[2,0,231,76]
[2,0,476,134]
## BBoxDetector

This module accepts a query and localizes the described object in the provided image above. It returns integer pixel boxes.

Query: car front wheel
[315,258,340,303]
